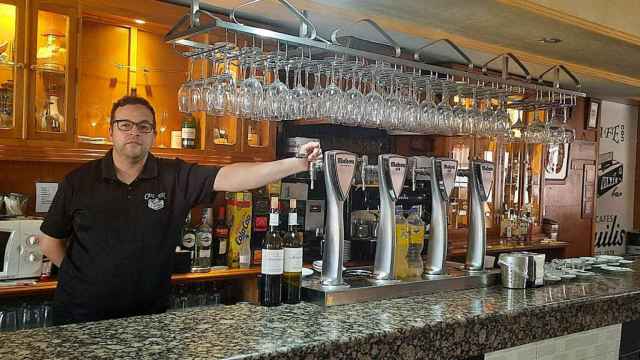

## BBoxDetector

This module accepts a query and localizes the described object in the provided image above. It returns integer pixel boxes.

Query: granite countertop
[2,262,640,360]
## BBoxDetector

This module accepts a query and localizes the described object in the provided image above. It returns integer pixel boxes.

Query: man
[38,96,321,325]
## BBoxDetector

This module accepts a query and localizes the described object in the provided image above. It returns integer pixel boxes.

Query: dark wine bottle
[259,196,283,306]
[282,198,302,304]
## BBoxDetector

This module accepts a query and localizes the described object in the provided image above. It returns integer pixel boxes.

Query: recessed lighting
[538,37,562,44]
[134,19,146,25]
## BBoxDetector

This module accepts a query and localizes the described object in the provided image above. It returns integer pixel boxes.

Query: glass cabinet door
[27,1,77,141]
[0,0,25,138]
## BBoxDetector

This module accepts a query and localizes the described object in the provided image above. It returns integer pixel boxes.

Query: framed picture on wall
[585,98,601,129]
[545,143,571,181]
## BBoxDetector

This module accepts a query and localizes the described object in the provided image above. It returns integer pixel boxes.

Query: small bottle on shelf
[212,206,229,269]
[181,113,197,149]
[193,209,212,272]
[181,213,196,264]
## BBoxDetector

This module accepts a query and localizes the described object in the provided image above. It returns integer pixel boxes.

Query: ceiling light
[134,19,146,25]
[538,37,562,44]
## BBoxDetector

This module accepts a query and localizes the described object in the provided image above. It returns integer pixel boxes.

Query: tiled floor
[485,324,621,360]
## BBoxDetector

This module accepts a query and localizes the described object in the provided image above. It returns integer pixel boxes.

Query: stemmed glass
[451,86,468,135]
[159,111,168,147]
[238,49,264,119]
[435,85,454,135]
[340,60,364,125]
[189,56,206,112]
[493,96,511,138]
[419,80,436,133]
[321,60,343,123]
[291,61,310,120]
[362,64,385,128]
[178,58,194,113]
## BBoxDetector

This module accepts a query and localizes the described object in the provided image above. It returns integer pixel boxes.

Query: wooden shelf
[0,266,260,298]
[0,142,275,165]
[449,240,569,257]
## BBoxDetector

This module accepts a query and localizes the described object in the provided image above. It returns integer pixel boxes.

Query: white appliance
[0,219,44,280]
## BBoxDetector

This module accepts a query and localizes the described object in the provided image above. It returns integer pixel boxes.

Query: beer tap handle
[411,158,417,192]
[360,155,368,191]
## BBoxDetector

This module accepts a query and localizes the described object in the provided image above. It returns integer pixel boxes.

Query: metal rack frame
[164,0,586,105]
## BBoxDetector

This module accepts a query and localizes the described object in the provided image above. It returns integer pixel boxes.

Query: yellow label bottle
[407,208,425,278]
[394,210,410,279]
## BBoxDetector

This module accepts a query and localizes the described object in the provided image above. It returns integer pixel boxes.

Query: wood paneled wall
[543,98,599,257]
[0,160,79,215]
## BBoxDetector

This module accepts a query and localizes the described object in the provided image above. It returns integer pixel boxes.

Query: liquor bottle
[212,206,229,269]
[259,196,283,306]
[181,113,197,149]
[193,209,212,272]
[181,213,196,263]
[282,198,303,304]
[251,188,269,266]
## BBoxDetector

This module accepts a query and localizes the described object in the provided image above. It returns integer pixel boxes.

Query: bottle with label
[251,193,269,266]
[282,198,303,304]
[181,213,196,264]
[193,209,212,272]
[181,113,197,149]
[406,207,425,278]
[212,206,229,269]
[394,207,410,279]
[259,196,283,306]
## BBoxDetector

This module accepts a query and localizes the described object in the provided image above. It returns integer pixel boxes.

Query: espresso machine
[372,154,409,282]
[321,150,357,288]
[410,157,458,278]
[459,160,495,272]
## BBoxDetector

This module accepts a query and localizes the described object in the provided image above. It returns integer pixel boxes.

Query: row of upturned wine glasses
[176,43,574,141]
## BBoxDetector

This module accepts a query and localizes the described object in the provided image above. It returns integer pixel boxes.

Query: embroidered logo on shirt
[145,192,166,211]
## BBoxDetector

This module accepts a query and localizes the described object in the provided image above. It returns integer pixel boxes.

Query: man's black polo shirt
[41,150,219,324]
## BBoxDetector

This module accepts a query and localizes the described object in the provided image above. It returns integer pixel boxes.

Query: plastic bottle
[394,207,409,279]
[407,207,425,278]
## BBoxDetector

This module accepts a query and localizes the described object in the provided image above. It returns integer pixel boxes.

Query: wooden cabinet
[0,0,276,165]
[0,0,26,140]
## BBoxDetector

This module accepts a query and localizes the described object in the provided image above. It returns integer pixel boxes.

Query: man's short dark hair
[110,96,156,128]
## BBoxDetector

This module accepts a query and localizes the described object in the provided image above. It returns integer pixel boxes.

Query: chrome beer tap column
[321,150,357,288]
[460,160,495,272]
[419,157,458,277]
[373,154,409,281]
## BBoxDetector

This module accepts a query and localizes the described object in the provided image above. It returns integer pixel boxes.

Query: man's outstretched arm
[213,142,321,192]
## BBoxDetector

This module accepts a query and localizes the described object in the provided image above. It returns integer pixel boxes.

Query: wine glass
[178,58,194,113]
[159,111,168,147]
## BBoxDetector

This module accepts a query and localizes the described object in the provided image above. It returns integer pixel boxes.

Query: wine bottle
[193,209,212,273]
[212,206,229,269]
[259,196,283,306]
[181,114,196,149]
[282,198,303,304]
[181,213,196,264]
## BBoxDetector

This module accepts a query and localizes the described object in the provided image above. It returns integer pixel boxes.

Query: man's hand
[298,141,322,163]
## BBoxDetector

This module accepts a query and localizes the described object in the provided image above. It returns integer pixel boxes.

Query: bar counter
[2,261,640,360]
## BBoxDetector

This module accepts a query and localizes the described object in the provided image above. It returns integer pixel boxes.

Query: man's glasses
[112,119,155,134]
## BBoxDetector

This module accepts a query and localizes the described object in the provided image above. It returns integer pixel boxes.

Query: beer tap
[296,148,323,190]
[373,154,409,282]
[410,157,458,278]
[458,160,495,272]
[321,150,357,288]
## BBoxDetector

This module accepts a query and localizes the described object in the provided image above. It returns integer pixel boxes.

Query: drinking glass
[362,67,385,127]
[238,56,264,119]
[418,81,436,133]
[290,63,310,120]
[340,63,364,125]
[178,58,194,113]
[435,86,454,135]
[321,63,343,123]
[451,86,468,135]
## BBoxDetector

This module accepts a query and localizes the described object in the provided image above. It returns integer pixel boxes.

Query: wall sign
[594,101,637,255]
[545,143,570,181]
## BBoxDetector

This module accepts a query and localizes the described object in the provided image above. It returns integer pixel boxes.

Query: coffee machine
[458,160,495,272]
[321,150,357,288]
